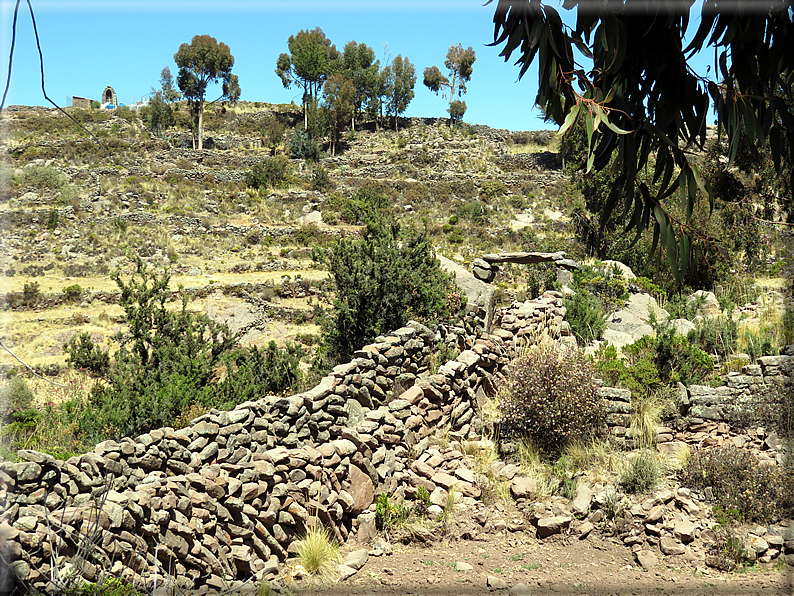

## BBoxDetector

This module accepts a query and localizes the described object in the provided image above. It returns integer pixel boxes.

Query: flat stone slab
[482,251,565,264]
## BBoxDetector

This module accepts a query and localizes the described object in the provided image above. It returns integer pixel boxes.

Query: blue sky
[0,1,713,131]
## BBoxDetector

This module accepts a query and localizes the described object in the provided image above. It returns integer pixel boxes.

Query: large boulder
[438,255,496,331]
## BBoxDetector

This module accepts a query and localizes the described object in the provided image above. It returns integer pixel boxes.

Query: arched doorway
[102,86,117,107]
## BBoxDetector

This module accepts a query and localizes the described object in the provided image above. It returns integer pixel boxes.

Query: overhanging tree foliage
[174,35,239,150]
[488,0,793,285]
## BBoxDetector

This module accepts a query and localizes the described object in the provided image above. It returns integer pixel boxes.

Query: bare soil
[304,529,793,596]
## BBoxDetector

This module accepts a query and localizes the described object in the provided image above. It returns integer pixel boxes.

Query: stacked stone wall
[1,290,791,592]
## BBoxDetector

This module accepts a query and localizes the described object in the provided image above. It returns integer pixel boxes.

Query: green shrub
[678,446,794,523]
[289,127,322,162]
[526,262,557,299]
[687,315,738,357]
[64,332,110,376]
[46,208,59,230]
[563,289,606,344]
[501,347,605,456]
[619,450,660,494]
[572,264,629,313]
[593,325,714,391]
[64,257,304,444]
[480,180,508,201]
[261,114,286,155]
[246,156,291,190]
[455,200,489,224]
[707,525,750,571]
[311,164,332,191]
[653,324,714,385]
[375,493,412,531]
[62,284,83,302]
[22,281,41,307]
[212,341,304,409]
[0,376,35,422]
[16,165,67,190]
[739,325,776,362]
[323,185,390,226]
[317,217,463,362]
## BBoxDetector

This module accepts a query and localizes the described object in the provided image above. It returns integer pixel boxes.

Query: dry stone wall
[1,290,792,593]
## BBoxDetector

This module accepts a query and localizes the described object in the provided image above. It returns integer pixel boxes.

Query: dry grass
[294,525,342,581]
[629,393,669,450]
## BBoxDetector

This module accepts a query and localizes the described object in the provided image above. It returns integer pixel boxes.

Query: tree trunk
[197,100,204,150]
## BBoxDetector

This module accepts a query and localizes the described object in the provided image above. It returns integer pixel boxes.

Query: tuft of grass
[516,438,542,474]
[629,393,668,450]
[295,525,342,580]
[440,483,458,530]
[619,450,660,494]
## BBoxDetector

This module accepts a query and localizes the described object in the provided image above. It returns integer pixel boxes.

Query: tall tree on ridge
[423,43,476,125]
[276,28,341,129]
[174,35,239,150]
[384,55,416,131]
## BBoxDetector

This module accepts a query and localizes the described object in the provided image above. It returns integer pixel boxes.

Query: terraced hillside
[0,103,568,390]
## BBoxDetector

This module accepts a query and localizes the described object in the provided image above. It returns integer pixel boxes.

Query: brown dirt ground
[288,520,793,596]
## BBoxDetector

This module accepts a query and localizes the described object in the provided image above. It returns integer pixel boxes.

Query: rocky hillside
[0,103,567,379]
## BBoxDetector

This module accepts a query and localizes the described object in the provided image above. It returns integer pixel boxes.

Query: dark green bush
[501,347,605,456]
[64,332,110,376]
[619,451,660,494]
[526,262,557,300]
[563,289,606,344]
[246,156,291,190]
[311,165,332,191]
[455,200,489,224]
[480,180,508,201]
[212,341,304,408]
[46,209,59,230]
[678,446,794,523]
[66,257,303,444]
[572,264,629,313]
[317,217,463,362]
[686,315,738,358]
[289,127,322,162]
[261,114,286,155]
[22,281,40,307]
[62,284,83,302]
[593,325,714,390]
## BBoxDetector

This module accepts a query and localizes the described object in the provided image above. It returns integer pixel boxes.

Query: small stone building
[72,96,91,109]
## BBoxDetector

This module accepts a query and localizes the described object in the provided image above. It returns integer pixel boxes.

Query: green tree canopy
[276,28,341,128]
[423,43,476,124]
[384,55,417,131]
[322,74,355,156]
[159,66,180,103]
[341,40,380,129]
[489,0,793,285]
[174,35,238,150]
